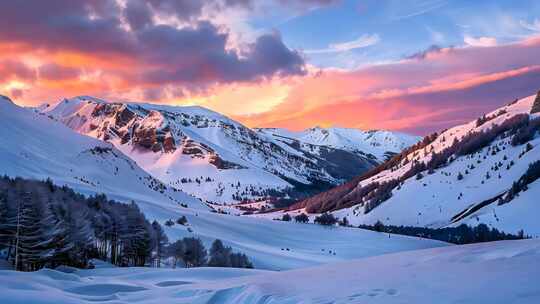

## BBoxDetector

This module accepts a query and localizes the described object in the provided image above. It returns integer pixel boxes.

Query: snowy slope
[290,92,540,236]
[1,239,538,303]
[42,97,382,205]
[0,95,204,211]
[257,127,420,161]
[1,95,445,270]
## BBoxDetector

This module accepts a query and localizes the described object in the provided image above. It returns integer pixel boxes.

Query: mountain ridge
[41,96,418,206]
[283,92,540,236]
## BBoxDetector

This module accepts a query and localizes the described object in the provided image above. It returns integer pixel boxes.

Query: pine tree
[230,253,253,268]
[151,220,168,267]
[208,239,232,267]
[182,237,207,267]
[14,192,60,271]
[0,192,16,261]
[168,240,185,268]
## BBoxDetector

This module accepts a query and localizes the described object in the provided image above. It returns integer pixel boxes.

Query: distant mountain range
[39,96,418,205]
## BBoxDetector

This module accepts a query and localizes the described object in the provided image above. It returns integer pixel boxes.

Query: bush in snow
[281,213,292,221]
[314,213,338,226]
[176,215,188,225]
[294,213,309,223]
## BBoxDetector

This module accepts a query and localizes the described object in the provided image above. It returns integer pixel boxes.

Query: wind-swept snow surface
[1,239,538,304]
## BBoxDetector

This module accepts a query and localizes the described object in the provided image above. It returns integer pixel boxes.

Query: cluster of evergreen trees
[510,116,540,146]
[502,160,540,204]
[314,213,338,226]
[358,222,527,244]
[0,176,253,271]
[166,238,253,269]
[0,176,159,271]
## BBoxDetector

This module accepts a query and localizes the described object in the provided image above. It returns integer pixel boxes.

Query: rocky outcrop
[88,103,177,153]
[209,154,245,169]
[181,140,211,157]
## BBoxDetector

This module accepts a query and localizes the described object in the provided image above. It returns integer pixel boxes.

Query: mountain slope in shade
[257,127,421,161]
[42,96,385,205]
[2,95,444,270]
[1,239,538,303]
[288,92,540,236]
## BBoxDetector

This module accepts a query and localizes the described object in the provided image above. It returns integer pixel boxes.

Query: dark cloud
[124,0,153,31]
[138,23,305,85]
[0,0,306,89]
[0,1,133,54]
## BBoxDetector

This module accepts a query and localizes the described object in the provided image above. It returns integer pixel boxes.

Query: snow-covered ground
[1,239,538,304]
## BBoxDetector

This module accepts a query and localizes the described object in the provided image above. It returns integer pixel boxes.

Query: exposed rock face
[209,154,245,169]
[182,139,212,157]
[531,91,540,114]
[88,103,177,153]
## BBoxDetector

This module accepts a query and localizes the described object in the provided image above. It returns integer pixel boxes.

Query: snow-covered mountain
[256,127,420,161]
[0,95,203,211]
[41,96,415,205]
[1,94,443,270]
[288,92,540,236]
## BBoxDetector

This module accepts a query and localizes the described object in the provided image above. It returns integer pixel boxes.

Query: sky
[1,0,540,135]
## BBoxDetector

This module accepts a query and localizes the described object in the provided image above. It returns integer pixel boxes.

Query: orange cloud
[4,31,540,135]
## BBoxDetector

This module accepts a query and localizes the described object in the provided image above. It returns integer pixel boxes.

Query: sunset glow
[2,1,540,134]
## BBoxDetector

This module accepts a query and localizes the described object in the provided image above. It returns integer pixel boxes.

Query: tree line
[358,221,528,245]
[279,211,528,245]
[0,176,252,271]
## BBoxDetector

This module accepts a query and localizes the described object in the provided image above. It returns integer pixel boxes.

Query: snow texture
[0,239,539,303]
